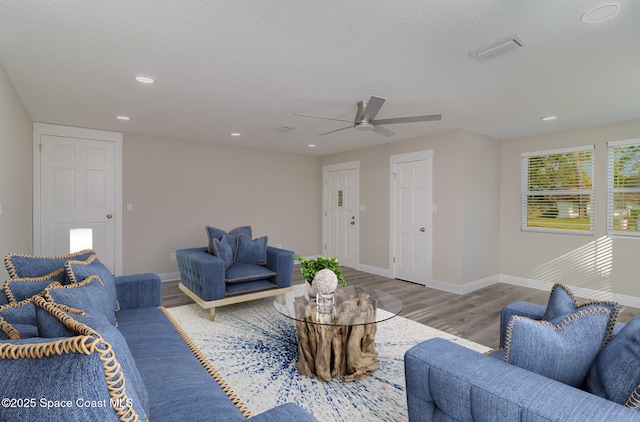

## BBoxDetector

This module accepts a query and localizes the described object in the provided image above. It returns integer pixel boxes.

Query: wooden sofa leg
[210,308,215,322]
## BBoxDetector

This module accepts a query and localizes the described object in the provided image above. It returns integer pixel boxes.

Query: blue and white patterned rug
[167,297,490,422]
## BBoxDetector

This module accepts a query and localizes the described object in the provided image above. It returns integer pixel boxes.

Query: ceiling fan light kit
[295,95,442,138]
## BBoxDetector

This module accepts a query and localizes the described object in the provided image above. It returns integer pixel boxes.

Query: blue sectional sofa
[404,283,640,422]
[405,337,640,422]
[0,250,317,421]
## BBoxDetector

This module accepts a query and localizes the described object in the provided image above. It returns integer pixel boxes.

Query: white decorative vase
[312,269,339,313]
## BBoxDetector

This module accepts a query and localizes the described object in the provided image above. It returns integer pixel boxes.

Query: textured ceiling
[1,1,639,156]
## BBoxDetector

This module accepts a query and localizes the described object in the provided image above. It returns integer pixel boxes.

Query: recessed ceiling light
[308,144,316,148]
[581,3,621,23]
[116,116,130,121]
[542,115,558,121]
[135,76,155,84]
[230,133,241,137]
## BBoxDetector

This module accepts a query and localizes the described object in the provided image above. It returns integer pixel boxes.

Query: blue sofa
[0,250,317,421]
[177,226,295,320]
[404,294,640,422]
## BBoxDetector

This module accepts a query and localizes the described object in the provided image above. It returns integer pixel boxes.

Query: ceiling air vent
[469,35,525,62]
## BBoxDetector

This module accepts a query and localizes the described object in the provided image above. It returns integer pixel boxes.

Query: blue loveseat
[177,226,295,320]
[0,250,317,421]
[404,284,640,422]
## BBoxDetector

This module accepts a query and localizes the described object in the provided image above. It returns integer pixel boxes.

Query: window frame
[607,138,640,238]
[521,145,594,235]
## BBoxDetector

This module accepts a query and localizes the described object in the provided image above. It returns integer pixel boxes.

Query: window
[608,139,640,237]
[522,146,594,234]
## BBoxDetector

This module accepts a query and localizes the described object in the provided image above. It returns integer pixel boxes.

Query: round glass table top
[274,284,403,326]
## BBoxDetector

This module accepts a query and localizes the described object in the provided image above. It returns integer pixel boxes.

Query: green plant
[293,254,346,286]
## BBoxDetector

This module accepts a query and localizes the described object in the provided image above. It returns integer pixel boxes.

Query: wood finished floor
[162,267,640,349]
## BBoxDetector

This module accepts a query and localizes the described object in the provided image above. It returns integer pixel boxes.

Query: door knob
[419,227,425,232]
[350,221,355,225]
[106,214,113,219]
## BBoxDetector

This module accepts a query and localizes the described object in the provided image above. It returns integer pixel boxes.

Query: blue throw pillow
[504,306,611,388]
[206,225,252,254]
[65,254,119,316]
[2,270,67,303]
[585,315,640,407]
[0,300,38,340]
[542,283,619,343]
[4,249,96,280]
[212,237,234,269]
[9,295,150,419]
[234,234,268,265]
[43,275,117,326]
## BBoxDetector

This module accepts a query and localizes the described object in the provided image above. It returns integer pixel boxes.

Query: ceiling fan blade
[375,114,442,125]
[319,125,353,136]
[373,125,396,137]
[361,96,386,121]
[294,113,355,123]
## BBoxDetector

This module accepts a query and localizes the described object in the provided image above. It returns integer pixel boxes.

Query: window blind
[608,139,640,236]
[521,146,594,233]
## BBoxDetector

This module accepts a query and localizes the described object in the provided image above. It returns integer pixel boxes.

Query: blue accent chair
[176,246,295,320]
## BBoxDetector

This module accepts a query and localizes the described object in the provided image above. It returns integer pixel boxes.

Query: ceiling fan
[295,95,441,137]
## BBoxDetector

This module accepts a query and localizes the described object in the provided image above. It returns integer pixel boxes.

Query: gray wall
[121,133,322,275]
[0,64,32,262]
[500,118,640,299]
[321,130,501,287]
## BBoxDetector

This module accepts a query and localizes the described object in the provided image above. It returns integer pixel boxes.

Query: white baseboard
[355,263,391,278]
[422,275,501,295]
[501,275,640,308]
[351,265,640,307]
[159,272,181,282]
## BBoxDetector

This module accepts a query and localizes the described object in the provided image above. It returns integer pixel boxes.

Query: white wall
[500,118,640,300]
[0,64,33,263]
[322,130,501,287]
[121,133,322,276]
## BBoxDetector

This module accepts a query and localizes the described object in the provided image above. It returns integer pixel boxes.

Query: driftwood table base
[294,291,379,382]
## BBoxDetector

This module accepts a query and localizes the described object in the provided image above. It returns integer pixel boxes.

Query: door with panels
[391,151,433,285]
[35,123,122,274]
[323,162,359,268]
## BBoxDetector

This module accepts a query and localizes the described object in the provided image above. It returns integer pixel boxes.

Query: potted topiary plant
[293,254,346,293]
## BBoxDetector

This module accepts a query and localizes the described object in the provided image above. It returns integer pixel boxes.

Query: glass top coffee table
[274,284,403,382]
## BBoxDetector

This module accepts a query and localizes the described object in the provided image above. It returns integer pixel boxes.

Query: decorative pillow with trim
[585,315,640,407]
[32,296,150,416]
[504,306,611,388]
[2,270,67,303]
[44,275,117,326]
[212,236,234,269]
[4,249,96,280]
[234,234,268,265]
[0,297,148,422]
[0,299,38,340]
[542,283,619,340]
[206,226,252,254]
[65,255,119,317]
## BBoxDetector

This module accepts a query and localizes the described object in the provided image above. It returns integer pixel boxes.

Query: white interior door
[391,151,433,285]
[34,123,122,274]
[323,162,359,268]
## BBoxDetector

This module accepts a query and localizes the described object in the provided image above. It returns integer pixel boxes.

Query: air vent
[469,35,525,62]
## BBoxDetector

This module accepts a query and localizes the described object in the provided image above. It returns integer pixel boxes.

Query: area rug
[167,298,490,422]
